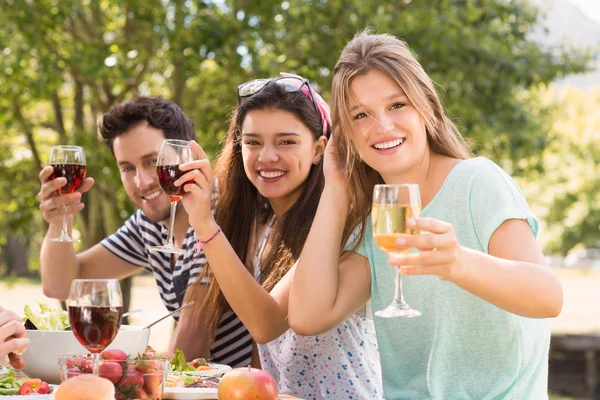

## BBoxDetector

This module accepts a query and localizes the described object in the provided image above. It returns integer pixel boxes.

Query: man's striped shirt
[100,209,252,367]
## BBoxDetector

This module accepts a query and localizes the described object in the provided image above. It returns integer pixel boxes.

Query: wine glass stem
[61,205,69,237]
[165,201,178,246]
[91,353,100,375]
[393,265,406,304]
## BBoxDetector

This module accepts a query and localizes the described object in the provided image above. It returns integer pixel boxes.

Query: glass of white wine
[372,183,422,318]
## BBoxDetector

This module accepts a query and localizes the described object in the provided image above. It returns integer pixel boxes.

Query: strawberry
[136,387,150,399]
[36,382,51,395]
[19,379,45,394]
[82,357,94,373]
[66,355,86,370]
[99,361,123,383]
[143,372,163,399]
[117,364,144,399]
[66,368,85,379]
[135,353,162,374]
[18,383,33,395]
[101,349,128,361]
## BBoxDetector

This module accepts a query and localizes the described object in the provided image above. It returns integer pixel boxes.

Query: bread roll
[55,374,115,400]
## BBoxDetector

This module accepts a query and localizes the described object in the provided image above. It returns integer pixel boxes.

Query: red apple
[218,366,278,400]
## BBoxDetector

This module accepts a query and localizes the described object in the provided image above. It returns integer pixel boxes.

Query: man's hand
[37,166,94,226]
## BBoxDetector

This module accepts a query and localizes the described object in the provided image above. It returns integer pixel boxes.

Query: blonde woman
[289,31,562,399]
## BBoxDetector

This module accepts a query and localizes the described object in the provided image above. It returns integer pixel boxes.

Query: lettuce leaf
[169,349,196,372]
[23,301,69,331]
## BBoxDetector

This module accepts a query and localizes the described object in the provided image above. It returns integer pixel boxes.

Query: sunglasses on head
[237,76,321,127]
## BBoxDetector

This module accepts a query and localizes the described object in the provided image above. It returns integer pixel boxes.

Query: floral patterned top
[254,218,384,400]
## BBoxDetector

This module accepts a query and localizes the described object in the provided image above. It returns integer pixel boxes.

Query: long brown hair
[185,82,329,341]
[332,30,472,250]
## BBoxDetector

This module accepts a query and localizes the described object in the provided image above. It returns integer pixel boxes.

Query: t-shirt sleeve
[468,159,539,253]
[100,210,150,270]
[344,216,372,259]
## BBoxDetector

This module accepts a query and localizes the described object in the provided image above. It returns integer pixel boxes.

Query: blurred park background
[0,0,599,398]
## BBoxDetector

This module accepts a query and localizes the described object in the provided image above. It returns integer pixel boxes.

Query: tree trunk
[51,91,67,142]
[74,80,84,132]
[2,235,30,277]
[80,183,133,319]
[12,100,42,172]
[171,0,187,106]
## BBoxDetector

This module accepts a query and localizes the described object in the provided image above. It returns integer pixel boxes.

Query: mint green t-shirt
[353,157,551,400]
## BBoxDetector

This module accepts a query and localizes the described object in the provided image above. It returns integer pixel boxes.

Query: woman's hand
[0,307,30,369]
[176,141,218,238]
[388,217,467,283]
[322,134,347,188]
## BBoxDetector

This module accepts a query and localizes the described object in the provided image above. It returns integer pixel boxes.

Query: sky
[568,0,600,24]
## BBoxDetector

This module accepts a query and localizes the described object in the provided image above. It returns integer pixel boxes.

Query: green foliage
[235,0,594,170]
[0,0,595,272]
[521,87,600,255]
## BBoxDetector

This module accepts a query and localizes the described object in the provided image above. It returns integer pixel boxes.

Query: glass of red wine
[68,279,123,375]
[47,145,86,243]
[148,139,195,255]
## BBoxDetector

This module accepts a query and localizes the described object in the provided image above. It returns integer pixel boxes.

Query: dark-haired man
[37,97,253,368]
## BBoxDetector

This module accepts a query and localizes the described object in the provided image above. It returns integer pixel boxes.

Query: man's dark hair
[99,96,196,152]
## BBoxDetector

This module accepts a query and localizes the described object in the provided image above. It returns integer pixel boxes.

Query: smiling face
[113,122,172,223]
[240,108,326,215]
[348,69,430,183]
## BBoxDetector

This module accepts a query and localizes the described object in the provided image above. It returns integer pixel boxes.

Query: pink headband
[280,72,332,137]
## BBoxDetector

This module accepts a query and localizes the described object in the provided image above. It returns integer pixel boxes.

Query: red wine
[157,164,193,202]
[68,306,123,353]
[50,164,86,195]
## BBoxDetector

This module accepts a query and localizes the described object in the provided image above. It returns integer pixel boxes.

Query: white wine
[372,183,422,317]
[372,204,421,255]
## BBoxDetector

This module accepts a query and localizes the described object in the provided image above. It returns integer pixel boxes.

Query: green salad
[0,367,23,395]
[23,301,69,331]
[169,349,198,385]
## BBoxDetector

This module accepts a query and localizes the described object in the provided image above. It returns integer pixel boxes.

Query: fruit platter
[0,367,53,397]
[1,303,301,400]
[58,348,169,400]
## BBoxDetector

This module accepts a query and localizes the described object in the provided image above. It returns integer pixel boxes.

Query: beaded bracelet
[196,226,221,252]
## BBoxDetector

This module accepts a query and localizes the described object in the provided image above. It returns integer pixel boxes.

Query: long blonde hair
[332,31,472,249]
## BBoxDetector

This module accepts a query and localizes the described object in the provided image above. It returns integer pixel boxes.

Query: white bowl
[20,325,150,384]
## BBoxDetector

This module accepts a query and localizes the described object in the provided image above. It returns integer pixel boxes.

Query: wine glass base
[48,236,80,243]
[375,301,421,318]
[148,245,186,255]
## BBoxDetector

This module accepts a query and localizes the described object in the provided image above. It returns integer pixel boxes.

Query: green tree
[521,87,600,255]
[233,0,594,169]
[0,0,595,275]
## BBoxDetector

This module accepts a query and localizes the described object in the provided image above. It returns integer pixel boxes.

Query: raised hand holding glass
[148,139,195,255]
[372,183,422,318]
[47,145,86,243]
